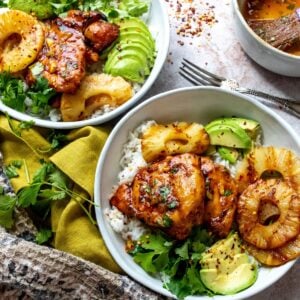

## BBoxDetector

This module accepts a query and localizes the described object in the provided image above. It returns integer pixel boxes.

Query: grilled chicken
[110,153,206,240]
[36,18,86,93]
[201,157,238,237]
[33,11,119,93]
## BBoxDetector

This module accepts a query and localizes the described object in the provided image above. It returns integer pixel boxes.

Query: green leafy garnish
[4,160,23,179]
[0,194,17,229]
[0,72,26,112]
[223,189,233,197]
[0,0,8,8]
[35,228,52,244]
[129,227,216,299]
[48,130,69,150]
[27,77,56,116]
[0,72,56,116]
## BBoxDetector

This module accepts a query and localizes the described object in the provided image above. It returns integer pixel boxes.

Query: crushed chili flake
[164,0,217,38]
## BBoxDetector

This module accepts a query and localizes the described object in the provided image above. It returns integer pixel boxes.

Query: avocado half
[200,233,258,295]
[104,17,156,83]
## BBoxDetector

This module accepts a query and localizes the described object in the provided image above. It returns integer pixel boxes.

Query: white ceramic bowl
[232,0,300,77]
[0,0,169,129]
[94,87,300,299]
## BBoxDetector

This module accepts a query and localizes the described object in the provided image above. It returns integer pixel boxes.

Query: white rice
[118,120,156,184]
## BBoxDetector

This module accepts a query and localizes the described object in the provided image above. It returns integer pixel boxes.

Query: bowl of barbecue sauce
[232,0,300,77]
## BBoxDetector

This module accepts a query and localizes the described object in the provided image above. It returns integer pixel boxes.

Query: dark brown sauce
[243,0,300,55]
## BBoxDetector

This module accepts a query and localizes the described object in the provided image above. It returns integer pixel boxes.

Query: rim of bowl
[0,0,170,129]
[232,0,300,61]
[95,86,299,299]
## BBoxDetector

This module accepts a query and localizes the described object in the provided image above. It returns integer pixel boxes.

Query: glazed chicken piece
[201,157,238,238]
[37,18,86,93]
[110,153,206,240]
[64,10,119,62]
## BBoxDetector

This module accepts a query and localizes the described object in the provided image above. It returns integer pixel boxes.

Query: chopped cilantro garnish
[162,214,173,227]
[223,189,233,197]
[159,186,170,201]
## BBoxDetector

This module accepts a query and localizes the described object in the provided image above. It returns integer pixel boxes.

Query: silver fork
[179,58,300,119]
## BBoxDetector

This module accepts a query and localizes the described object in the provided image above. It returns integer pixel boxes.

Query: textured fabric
[0,115,121,273]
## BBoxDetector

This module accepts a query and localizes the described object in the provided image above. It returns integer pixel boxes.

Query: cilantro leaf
[134,252,159,273]
[0,195,17,229]
[0,72,26,112]
[47,130,69,150]
[39,189,67,201]
[132,232,173,273]
[175,240,190,260]
[18,183,42,207]
[27,77,56,116]
[35,228,52,244]
[4,160,23,179]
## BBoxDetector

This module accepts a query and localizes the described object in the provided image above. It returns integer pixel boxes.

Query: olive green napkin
[0,115,121,273]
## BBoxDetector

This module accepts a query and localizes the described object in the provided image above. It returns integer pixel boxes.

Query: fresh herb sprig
[0,160,96,230]
[129,228,216,299]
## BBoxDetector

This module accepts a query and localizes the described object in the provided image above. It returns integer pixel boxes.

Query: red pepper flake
[164,0,216,39]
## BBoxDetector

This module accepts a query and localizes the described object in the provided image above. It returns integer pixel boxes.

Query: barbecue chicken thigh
[110,153,206,240]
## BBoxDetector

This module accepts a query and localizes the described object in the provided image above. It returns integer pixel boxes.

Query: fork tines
[179,58,224,87]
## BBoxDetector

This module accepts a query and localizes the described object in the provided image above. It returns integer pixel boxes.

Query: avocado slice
[8,0,54,19]
[200,263,257,295]
[114,40,154,65]
[218,146,239,164]
[206,117,261,139]
[118,17,152,33]
[106,44,151,75]
[105,56,146,82]
[200,233,258,295]
[205,123,252,149]
[119,30,155,51]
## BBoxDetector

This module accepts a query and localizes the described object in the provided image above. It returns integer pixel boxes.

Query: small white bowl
[232,0,300,77]
[0,0,170,129]
[94,87,299,299]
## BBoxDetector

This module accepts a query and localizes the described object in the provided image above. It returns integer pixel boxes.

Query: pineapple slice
[236,146,300,193]
[244,234,300,266]
[0,10,44,73]
[60,73,133,121]
[141,122,210,162]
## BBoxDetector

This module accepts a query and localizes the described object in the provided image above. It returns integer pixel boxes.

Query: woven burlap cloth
[0,153,163,299]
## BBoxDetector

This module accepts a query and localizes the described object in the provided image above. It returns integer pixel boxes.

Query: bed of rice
[106,120,262,241]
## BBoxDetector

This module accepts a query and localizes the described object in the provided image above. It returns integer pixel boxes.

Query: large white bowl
[0,0,170,129]
[94,87,300,299]
[232,0,300,77]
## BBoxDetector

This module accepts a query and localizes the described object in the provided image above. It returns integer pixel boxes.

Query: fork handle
[235,87,300,106]
[236,91,300,119]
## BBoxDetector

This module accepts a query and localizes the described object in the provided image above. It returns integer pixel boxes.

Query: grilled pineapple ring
[60,73,133,121]
[238,179,300,249]
[0,10,44,73]
[244,234,300,266]
[236,146,300,193]
[141,122,210,162]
